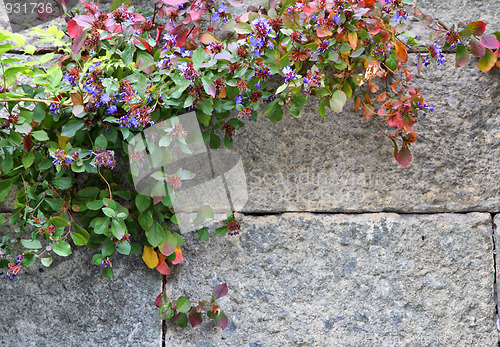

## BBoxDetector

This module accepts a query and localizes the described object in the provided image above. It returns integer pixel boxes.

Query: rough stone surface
[0,214,162,347]
[165,212,496,345]
[234,55,500,213]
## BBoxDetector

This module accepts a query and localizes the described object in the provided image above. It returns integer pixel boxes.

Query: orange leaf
[391,80,400,94]
[171,246,184,265]
[374,92,387,102]
[364,0,376,6]
[142,246,159,269]
[396,145,412,168]
[157,254,170,275]
[200,32,220,45]
[395,40,408,63]
[71,93,83,106]
[367,80,379,94]
[362,103,374,121]
[354,96,361,111]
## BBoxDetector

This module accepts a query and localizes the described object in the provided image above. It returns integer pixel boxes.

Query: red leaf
[58,55,70,67]
[470,38,486,58]
[155,293,165,307]
[189,308,202,327]
[364,0,376,6]
[156,26,166,45]
[190,0,205,21]
[171,247,184,264]
[361,103,373,121]
[316,27,332,38]
[156,254,170,275]
[213,283,228,299]
[68,19,83,39]
[23,134,32,152]
[480,34,500,50]
[171,25,188,48]
[396,145,412,168]
[133,37,152,53]
[394,40,408,63]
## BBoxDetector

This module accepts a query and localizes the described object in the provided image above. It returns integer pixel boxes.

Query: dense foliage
[0,0,498,329]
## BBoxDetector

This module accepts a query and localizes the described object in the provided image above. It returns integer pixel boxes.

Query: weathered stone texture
[165,212,496,346]
[234,55,500,213]
[0,214,162,347]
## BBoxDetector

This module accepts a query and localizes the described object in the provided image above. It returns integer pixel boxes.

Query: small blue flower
[108,105,117,114]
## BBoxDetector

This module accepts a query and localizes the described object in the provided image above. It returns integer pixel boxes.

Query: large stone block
[234,55,500,213]
[0,214,162,346]
[164,212,496,345]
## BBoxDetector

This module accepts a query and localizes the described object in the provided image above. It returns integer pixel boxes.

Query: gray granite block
[0,213,162,347]
[164,212,496,346]
[234,54,500,213]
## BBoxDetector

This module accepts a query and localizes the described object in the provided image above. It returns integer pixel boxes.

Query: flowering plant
[0,0,498,329]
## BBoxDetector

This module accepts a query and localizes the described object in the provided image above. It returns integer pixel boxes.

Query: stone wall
[0,0,499,346]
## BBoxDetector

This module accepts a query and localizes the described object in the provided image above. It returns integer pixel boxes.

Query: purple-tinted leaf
[215,312,228,330]
[480,34,500,49]
[214,52,233,61]
[155,293,164,307]
[213,283,228,300]
[455,44,469,67]
[189,308,203,327]
[396,145,412,168]
[470,38,486,58]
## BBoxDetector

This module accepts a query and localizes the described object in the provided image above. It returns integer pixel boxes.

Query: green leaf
[146,221,164,247]
[330,90,347,113]
[22,151,35,169]
[263,99,283,123]
[102,207,116,218]
[32,130,49,141]
[215,226,227,237]
[135,194,150,212]
[104,267,114,278]
[318,99,326,119]
[385,55,398,71]
[209,133,221,149]
[21,239,42,249]
[197,227,209,241]
[92,254,104,265]
[94,218,110,235]
[138,211,153,230]
[111,219,126,239]
[50,216,69,227]
[0,177,15,203]
[52,241,72,256]
[192,47,205,69]
[32,105,46,123]
[174,313,188,328]
[95,134,108,149]
[71,232,88,246]
[87,200,104,210]
[61,119,83,137]
[101,239,115,257]
[53,176,72,190]
[110,0,129,11]
[21,253,36,267]
[176,297,191,313]
[159,230,177,256]
[122,44,135,65]
[234,22,253,34]
[159,303,174,320]
[41,255,52,267]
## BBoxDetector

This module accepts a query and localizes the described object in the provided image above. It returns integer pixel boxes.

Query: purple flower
[282,66,297,83]
[49,102,60,115]
[108,105,117,114]
[91,148,116,169]
[101,93,111,104]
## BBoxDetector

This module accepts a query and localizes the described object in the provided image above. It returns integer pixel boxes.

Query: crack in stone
[162,274,167,347]
[491,213,499,345]
[240,210,500,216]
